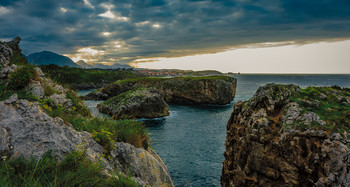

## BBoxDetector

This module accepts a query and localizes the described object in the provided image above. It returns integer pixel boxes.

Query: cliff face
[222,84,350,186]
[97,87,170,119]
[86,76,237,105]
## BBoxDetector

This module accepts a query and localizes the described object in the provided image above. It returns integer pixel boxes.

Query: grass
[115,76,234,84]
[8,64,38,90]
[40,64,143,90]
[288,86,350,135]
[0,149,138,187]
[70,117,149,158]
[9,51,28,66]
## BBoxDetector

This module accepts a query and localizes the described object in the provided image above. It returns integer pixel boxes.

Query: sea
[79,74,350,187]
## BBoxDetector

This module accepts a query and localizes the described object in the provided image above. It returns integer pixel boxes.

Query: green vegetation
[40,64,143,89]
[9,52,28,66]
[115,76,233,84]
[8,65,37,90]
[103,87,148,107]
[0,149,137,187]
[70,117,149,158]
[289,86,350,135]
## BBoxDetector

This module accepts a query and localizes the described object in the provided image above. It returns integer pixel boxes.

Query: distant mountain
[27,51,81,68]
[76,60,133,70]
[76,60,94,69]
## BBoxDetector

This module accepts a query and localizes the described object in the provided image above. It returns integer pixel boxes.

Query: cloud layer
[1,0,350,64]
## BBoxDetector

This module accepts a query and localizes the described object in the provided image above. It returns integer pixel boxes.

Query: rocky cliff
[86,76,237,105]
[0,37,174,186]
[222,84,350,186]
[97,87,170,119]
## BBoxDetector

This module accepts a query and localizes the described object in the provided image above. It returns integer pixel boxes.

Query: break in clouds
[1,0,350,64]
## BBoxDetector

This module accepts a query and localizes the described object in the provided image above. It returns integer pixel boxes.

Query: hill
[27,51,81,68]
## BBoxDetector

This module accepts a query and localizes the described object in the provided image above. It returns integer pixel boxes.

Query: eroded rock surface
[110,142,174,186]
[86,76,237,105]
[0,94,103,161]
[222,84,350,186]
[97,87,170,119]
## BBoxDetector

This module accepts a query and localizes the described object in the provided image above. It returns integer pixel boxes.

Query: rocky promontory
[86,76,237,105]
[97,87,170,119]
[0,37,174,186]
[222,84,350,186]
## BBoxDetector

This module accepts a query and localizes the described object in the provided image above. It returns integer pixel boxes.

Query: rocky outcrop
[0,37,174,186]
[0,94,103,161]
[222,84,350,186]
[110,142,174,186]
[0,94,174,186]
[97,87,170,119]
[0,38,17,79]
[86,76,237,105]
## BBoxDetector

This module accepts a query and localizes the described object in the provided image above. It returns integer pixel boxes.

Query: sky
[1,0,350,73]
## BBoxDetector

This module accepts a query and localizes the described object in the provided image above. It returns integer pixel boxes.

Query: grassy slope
[288,86,350,137]
[40,64,143,89]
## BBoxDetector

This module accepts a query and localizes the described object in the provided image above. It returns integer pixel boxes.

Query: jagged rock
[0,37,18,79]
[50,93,72,108]
[36,67,44,77]
[0,94,103,161]
[29,81,45,98]
[0,127,11,161]
[222,84,350,186]
[97,87,169,119]
[109,142,174,186]
[5,37,21,53]
[86,76,237,105]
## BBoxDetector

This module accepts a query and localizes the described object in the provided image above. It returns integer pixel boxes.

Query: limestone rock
[109,142,174,186]
[29,81,45,98]
[86,76,237,105]
[50,93,72,108]
[0,94,104,161]
[221,84,350,186]
[97,87,169,119]
[5,36,21,53]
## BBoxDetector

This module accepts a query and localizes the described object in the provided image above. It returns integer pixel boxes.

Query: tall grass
[70,117,149,158]
[0,149,138,187]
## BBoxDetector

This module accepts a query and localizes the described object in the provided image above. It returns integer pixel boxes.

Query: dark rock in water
[221,84,350,186]
[97,87,169,119]
[86,76,237,105]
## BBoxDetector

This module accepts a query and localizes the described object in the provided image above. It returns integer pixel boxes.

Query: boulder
[29,81,45,98]
[221,84,350,186]
[0,94,103,161]
[97,87,169,119]
[110,142,174,186]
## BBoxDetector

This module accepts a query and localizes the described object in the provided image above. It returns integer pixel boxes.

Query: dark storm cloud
[1,0,350,64]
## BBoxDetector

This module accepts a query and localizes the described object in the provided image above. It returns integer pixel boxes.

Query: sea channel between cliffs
[81,74,350,187]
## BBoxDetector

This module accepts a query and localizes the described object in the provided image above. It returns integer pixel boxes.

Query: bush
[70,117,149,158]
[9,52,28,66]
[0,149,138,186]
[8,65,37,90]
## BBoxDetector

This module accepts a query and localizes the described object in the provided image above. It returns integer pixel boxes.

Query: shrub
[0,149,138,186]
[44,85,57,96]
[8,65,37,90]
[9,52,28,66]
[70,117,149,158]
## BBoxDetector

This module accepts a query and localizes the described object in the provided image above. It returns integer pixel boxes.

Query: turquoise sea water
[80,74,350,187]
